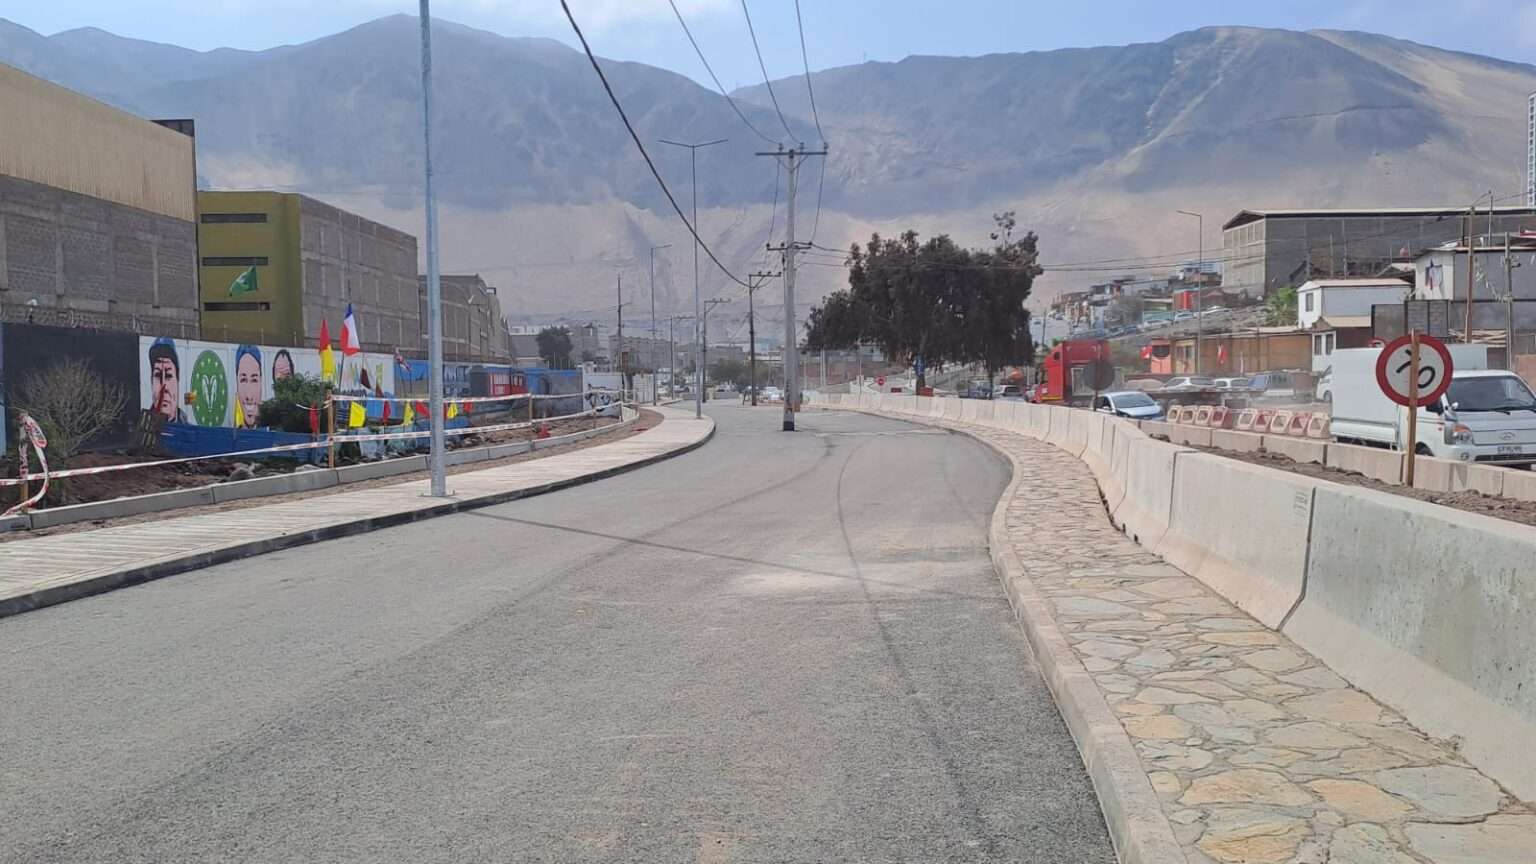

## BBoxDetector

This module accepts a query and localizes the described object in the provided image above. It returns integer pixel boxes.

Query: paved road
[0,406,1113,863]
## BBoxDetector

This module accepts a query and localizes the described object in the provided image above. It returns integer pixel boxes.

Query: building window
[200,213,268,224]
[201,256,269,267]
[203,301,272,312]
[1303,292,1315,312]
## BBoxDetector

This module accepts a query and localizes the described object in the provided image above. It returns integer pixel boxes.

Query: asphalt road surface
[0,406,1113,863]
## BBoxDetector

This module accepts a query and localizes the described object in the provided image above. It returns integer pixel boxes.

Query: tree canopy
[536,327,574,369]
[804,212,1041,387]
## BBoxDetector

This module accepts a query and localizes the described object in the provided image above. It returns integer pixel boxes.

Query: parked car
[1247,371,1297,399]
[962,379,994,399]
[1173,311,1197,323]
[1213,377,1250,390]
[997,384,1026,400]
[1162,376,1216,391]
[1093,391,1165,420]
[1201,306,1232,318]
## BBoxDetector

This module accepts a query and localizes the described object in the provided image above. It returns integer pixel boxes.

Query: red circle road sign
[876,375,886,387]
[1375,333,1454,408]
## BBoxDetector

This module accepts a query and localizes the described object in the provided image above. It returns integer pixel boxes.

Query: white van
[1324,345,1536,465]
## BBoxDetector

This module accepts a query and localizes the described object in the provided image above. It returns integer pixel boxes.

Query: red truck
[1031,339,1112,404]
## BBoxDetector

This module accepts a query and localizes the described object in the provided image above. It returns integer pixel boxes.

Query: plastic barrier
[1305,414,1329,440]
[1286,411,1311,437]
[1285,485,1536,801]
[1157,453,1319,629]
[1192,406,1213,427]
[1208,406,1231,429]
[1267,410,1294,435]
[1234,408,1258,431]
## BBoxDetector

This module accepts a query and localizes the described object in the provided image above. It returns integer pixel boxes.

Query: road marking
[813,430,949,438]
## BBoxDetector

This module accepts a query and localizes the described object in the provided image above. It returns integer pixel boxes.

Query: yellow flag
[402,401,415,426]
[233,398,245,428]
[447,402,459,419]
[348,401,366,428]
[320,344,336,383]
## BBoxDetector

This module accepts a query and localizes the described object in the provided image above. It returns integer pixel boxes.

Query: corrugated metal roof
[1223,206,1536,231]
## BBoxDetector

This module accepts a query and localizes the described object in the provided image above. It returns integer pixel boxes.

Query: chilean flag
[340,303,362,356]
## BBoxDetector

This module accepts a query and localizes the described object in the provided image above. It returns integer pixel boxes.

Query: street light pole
[418,0,446,497]
[649,243,671,405]
[1177,210,1203,375]
[659,137,728,420]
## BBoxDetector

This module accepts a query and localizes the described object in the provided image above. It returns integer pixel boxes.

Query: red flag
[1140,345,1153,360]
[318,318,331,349]
[415,401,429,419]
[382,399,392,423]
[309,404,320,434]
[462,401,473,415]
[1217,345,1229,365]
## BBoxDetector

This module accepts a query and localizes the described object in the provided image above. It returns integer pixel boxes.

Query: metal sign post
[1404,332,1421,486]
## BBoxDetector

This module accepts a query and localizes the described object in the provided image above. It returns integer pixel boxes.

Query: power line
[665,0,776,145]
[740,0,796,140]
[792,0,826,143]
[808,153,827,245]
[560,1,751,291]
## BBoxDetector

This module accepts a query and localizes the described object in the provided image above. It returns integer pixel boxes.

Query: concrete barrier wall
[1211,429,1264,453]
[1259,435,1327,466]
[1101,419,1138,512]
[213,468,337,502]
[943,398,963,420]
[1165,425,1213,447]
[1285,485,1536,800]
[1157,453,1317,629]
[1325,442,1402,483]
[1110,437,1189,548]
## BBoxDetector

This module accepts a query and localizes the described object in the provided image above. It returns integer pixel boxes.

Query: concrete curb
[0,414,712,620]
[824,403,1184,864]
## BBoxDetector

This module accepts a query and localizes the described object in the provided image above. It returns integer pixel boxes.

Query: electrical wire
[666,0,777,145]
[808,152,827,245]
[560,1,752,291]
[792,0,826,143]
[740,0,796,140]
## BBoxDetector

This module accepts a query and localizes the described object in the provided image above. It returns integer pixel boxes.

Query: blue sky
[4,0,1534,88]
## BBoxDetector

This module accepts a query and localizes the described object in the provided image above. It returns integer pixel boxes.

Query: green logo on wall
[190,350,229,427]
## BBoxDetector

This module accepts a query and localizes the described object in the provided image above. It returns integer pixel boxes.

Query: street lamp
[658,137,728,420]
[1176,210,1203,375]
[649,243,672,405]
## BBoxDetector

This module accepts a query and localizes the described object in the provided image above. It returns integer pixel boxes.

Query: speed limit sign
[1375,333,1453,408]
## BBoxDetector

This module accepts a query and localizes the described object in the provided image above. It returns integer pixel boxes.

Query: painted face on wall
[236,349,262,429]
[272,350,294,381]
[148,341,182,422]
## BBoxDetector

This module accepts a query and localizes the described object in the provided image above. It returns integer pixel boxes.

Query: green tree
[805,215,1040,390]
[258,374,331,433]
[536,327,574,369]
[710,359,748,387]
[1264,286,1298,326]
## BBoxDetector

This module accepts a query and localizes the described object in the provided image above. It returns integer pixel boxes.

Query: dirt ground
[1176,439,1536,529]
[1,410,659,542]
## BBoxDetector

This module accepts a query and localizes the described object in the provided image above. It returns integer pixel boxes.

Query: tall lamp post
[1176,210,1204,375]
[649,243,672,405]
[658,137,728,419]
[418,0,446,496]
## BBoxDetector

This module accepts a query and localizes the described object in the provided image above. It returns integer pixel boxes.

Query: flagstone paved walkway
[0,407,712,618]
[949,416,1535,864]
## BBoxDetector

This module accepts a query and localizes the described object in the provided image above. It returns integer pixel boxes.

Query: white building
[1413,240,1536,302]
[1296,278,1409,330]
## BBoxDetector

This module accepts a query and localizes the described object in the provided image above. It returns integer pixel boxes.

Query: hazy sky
[4,0,1534,89]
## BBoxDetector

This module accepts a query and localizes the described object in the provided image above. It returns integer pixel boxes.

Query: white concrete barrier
[943,398,963,420]
[1285,485,1536,801]
[1101,418,1138,512]
[1110,437,1188,548]
[1409,457,1506,496]
[1260,435,1327,465]
[1157,453,1317,629]
[915,396,932,417]
[1138,419,1174,440]
[1081,414,1122,484]
[1324,442,1401,483]
[1210,428,1264,453]
[1166,424,1213,447]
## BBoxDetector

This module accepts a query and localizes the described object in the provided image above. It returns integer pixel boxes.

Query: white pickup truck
[1320,344,1536,466]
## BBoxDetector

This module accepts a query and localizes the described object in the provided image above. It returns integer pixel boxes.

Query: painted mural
[139,337,399,429]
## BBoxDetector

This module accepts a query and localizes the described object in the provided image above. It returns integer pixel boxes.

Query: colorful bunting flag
[382,399,392,424]
[348,401,366,428]
[309,404,320,434]
[233,398,245,428]
[341,304,362,356]
[403,401,415,426]
[447,402,459,419]
[228,265,258,296]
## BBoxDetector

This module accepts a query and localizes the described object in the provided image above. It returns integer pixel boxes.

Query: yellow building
[197,191,420,350]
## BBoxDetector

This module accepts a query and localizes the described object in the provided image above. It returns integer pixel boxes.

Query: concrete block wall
[837,393,1536,802]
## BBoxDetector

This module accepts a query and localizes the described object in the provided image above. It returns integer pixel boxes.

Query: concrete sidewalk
[0,406,713,619]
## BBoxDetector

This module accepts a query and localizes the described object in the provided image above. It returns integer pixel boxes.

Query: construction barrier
[1267,410,1293,435]
[1192,406,1213,427]
[1306,414,1329,439]
[1286,411,1312,437]
[1234,408,1258,431]
[1209,406,1232,429]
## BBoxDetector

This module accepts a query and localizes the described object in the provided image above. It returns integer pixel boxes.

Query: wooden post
[1404,330,1421,486]
[327,393,337,470]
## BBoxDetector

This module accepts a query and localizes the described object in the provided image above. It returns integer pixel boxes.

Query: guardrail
[814,390,1536,803]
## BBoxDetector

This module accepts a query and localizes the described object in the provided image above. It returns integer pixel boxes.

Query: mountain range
[2,15,1534,325]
